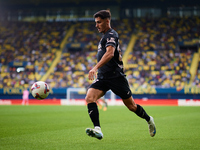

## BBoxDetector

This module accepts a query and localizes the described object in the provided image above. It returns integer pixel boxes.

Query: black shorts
[89,76,132,99]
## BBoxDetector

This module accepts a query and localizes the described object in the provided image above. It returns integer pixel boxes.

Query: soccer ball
[31,81,50,100]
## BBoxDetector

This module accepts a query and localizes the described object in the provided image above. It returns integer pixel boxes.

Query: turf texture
[0,105,200,150]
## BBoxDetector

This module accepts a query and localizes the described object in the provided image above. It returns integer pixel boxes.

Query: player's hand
[88,68,97,80]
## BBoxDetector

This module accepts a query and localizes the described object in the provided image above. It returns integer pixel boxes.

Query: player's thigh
[85,88,105,103]
[109,76,132,99]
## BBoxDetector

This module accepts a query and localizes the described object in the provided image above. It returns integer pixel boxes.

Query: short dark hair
[93,10,111,20]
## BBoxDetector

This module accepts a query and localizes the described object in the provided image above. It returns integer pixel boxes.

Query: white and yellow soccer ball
[31,81,50,100]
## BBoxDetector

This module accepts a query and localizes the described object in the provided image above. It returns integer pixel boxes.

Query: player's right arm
[88,45,115,80]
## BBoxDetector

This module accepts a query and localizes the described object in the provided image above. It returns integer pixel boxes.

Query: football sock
[87,102,100,127]
[135,104,150,122]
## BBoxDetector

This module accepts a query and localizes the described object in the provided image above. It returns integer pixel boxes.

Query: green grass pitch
[0,105,200,150]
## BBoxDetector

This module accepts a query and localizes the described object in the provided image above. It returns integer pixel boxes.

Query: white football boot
[86,126,103,140]
[148,116,156,137]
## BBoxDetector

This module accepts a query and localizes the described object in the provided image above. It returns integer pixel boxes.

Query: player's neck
[103,27,111,34]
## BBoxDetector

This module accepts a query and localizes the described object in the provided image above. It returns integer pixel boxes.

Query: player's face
[95,17,109,33]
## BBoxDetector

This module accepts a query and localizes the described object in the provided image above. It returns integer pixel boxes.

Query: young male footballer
[85,10,156,140]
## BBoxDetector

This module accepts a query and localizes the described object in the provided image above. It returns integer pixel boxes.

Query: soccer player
[97,96,108,111]
[85,10,156,140]
[22,88,29,105]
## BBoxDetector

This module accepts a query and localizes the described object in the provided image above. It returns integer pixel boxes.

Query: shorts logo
[93,79,99,83]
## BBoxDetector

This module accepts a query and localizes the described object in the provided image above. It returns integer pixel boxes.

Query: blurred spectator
[22,88,29,105]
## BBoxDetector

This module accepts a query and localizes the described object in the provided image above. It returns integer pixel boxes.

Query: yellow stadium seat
[133,71,139,77]
[50,82,56,88]
[143,65,149,70]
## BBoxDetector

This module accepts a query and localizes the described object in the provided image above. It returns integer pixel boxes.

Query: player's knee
[85,95,96,103]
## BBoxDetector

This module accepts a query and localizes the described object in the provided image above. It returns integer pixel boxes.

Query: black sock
[87,102,100,127]
[135,104,150,122]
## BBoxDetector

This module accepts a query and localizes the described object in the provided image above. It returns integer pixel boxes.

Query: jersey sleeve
[105,33,117,48]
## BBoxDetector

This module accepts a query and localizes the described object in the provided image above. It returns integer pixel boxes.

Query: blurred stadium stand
[0,0,200,99]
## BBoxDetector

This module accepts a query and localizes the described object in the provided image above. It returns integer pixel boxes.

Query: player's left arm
[88,45,115,80]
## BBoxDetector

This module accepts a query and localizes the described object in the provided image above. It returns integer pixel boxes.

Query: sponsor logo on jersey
[107,37,115,44]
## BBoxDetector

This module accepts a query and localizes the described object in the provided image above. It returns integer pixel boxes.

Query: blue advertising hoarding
[0,87,200,99]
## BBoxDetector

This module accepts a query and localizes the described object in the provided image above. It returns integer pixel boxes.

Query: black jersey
[97,28,125,79]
